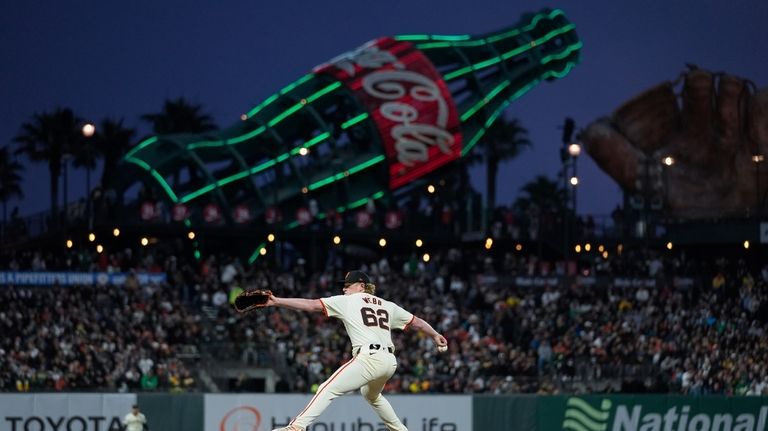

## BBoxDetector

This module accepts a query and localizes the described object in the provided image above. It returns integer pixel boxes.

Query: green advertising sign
[539,395,768,431]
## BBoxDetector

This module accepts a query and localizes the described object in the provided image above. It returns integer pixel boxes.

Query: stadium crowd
[1,242,767,396]
[0,248,200,392]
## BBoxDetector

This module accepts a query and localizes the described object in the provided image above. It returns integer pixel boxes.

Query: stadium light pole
[568,142,581,219]
[560,118,576,262]
[753,154,764,216]
[82,122,96,230]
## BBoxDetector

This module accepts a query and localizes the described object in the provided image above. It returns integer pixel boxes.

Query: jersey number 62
[360,307,390,330]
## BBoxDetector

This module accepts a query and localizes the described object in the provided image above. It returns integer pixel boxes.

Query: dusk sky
[2,1,766,220]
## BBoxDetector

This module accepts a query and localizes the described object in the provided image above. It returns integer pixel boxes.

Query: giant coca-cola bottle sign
[315,38,462,189]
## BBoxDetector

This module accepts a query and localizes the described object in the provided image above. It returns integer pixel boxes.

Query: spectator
[1,242,766,396]
[140,370,158,391]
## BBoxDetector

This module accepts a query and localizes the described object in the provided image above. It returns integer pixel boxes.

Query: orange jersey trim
[403,315,416,331]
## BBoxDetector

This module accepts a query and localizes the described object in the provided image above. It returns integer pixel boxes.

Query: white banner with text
[0,393,136,431]
[205,394,471,431]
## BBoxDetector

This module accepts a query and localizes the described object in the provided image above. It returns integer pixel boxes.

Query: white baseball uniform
[288,292,415,431]
[122,411,146,431]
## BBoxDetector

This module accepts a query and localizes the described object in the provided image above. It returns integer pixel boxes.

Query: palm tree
[71,125,99,207]
[480,117,531,214]
[14,108,82,223]
[0,146,24,224]
[141,97,217,134]
[513,175,568,213]
[140,97,218,186]
[94,118,136,188]
[467,116,531,229]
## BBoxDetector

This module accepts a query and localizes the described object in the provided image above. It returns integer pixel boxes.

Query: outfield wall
[1,393,766,431]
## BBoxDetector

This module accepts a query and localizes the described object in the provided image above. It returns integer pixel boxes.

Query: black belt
[354,344,394,355]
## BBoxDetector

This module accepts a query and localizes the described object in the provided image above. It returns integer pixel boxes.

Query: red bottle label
[314,37,462,189]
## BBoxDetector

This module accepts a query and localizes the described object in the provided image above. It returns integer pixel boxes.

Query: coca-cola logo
[296,207,312,225]
[385,210,402,229]
[203,204,222,223]
[318,40,461,188]
[264,207,281,224]
[363,70,454,166]
[140,202,157,221]
[356,210,373,229]
[234,204,252,224]
[172,204,189,221]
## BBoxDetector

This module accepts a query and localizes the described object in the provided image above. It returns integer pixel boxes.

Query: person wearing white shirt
[266,270,447,431]
[123,404,147,431]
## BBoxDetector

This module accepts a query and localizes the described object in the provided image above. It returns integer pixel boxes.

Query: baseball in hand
[437,345,448,353]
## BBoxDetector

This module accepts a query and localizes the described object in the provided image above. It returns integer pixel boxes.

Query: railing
[193,341,668,394]
[549,359,663,393]
[1,196,624,246]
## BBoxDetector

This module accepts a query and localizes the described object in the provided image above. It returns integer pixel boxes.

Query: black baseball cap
[338,270,371,285]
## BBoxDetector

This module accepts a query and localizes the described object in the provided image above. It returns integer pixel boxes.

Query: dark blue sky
[2,0,766,218]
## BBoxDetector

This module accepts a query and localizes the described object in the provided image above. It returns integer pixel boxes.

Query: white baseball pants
[289,346,407,431]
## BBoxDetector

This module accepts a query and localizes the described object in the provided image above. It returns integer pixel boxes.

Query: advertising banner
[0,393,136,431]
[0,271,166,286]
[205,394,471,431]
[538,395,768,431]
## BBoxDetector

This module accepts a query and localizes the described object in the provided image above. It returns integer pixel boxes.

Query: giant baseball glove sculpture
[582,69,768,219]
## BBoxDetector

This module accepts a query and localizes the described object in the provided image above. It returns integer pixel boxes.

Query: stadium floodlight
[82,123,96,138]
[568,143,581,157]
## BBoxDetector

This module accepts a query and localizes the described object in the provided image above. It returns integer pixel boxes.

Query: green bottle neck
[395,8,582,156]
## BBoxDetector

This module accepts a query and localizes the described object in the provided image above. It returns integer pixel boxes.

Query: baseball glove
[233,289,273,313]
[581,68,768,219]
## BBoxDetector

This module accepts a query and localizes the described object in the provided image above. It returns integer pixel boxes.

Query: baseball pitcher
[265,270,448,431]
